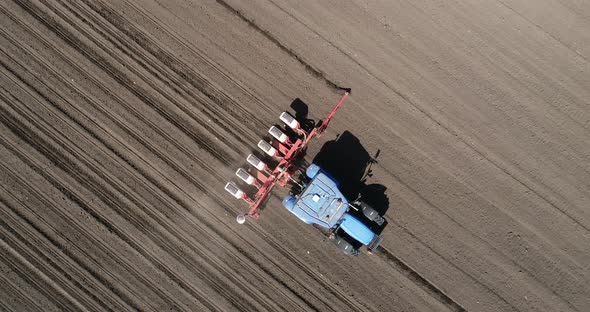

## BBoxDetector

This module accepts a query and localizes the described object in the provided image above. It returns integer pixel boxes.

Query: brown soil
[1,0,589,311]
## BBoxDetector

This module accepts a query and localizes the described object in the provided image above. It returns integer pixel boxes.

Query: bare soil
[1,0,589,311]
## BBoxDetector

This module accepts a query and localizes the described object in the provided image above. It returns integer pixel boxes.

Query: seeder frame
[242,91,350,219]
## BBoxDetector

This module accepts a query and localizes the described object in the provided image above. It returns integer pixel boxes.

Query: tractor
[225,90,385,256]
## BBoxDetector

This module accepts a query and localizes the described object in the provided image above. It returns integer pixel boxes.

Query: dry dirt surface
[1,0,590,311]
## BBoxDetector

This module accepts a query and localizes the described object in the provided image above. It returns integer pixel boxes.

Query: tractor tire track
[375,245,467,312]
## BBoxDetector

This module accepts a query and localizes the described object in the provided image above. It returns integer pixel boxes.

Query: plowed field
[1,1,589,311]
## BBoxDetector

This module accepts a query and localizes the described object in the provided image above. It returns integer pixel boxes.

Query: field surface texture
[1,0,589,311]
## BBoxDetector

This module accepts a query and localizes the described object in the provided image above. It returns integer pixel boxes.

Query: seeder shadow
[312,131,389,236]
[290,98,316,133]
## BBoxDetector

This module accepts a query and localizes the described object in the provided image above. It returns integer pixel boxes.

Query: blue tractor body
[339,214,375,245]
[282,164,382,254]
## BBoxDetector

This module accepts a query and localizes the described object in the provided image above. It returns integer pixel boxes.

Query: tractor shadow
[312,131,389,236]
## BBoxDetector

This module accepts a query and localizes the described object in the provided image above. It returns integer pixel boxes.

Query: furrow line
[213,0,342,91]
[0,41,232,221]
[0,124,179,311]
[50,0,241,162]
[0,4,238,183]
[495,0,589,63]
[0,192,129,312]
[10,0,234,167]
[0,255,47,312]
[65,0,263,147]
[243,223,370,312]
[375,244,468,312]
[377,164,577,309]
[0,210,115,312]
[0,288,17,312]
[0,286,19,312]
[122,0,282,119]
[0,28,223,190]
[0,234,85,312]
[0,154,216,312]
[0,93,225,312]
[87,0,271,129]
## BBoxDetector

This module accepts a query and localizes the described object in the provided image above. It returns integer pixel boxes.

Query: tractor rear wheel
[331,234,359,256]
[359,201,385,226]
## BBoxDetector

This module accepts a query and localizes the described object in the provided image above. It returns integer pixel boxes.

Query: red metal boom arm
[318,91,350,134]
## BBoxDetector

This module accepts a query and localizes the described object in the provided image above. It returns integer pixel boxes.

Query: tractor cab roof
[283,166,348,229]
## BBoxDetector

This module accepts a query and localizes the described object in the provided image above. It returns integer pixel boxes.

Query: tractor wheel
[359,201,385,226]
[331,234,359,256]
